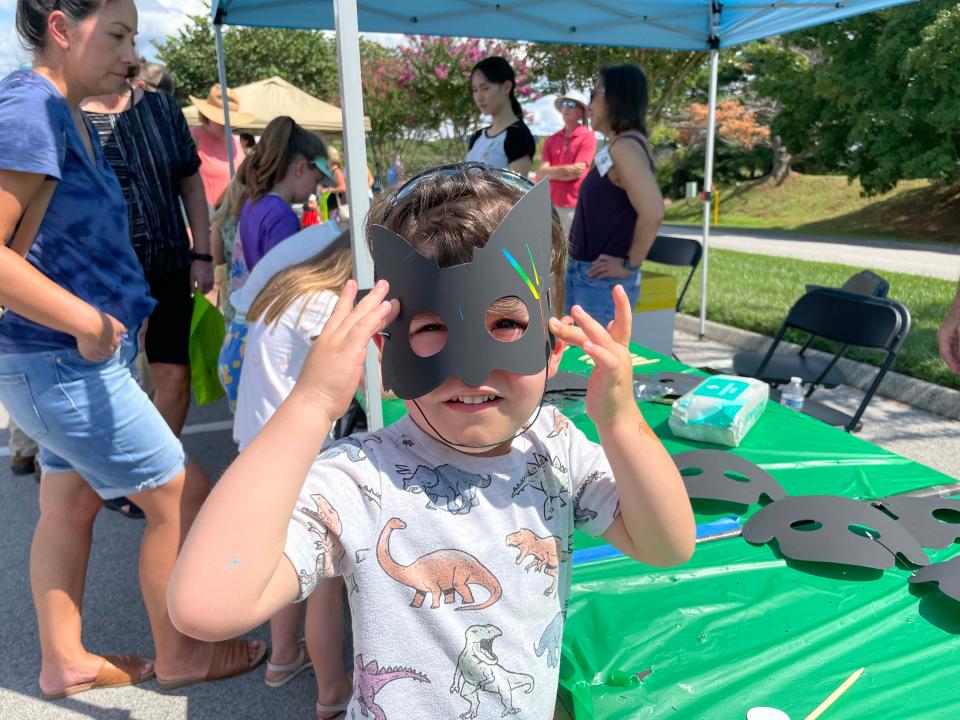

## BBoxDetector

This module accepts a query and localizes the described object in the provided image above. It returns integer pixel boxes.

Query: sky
[0,2,565,135]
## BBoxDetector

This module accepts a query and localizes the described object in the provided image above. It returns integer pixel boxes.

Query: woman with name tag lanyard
[566,64,665,329]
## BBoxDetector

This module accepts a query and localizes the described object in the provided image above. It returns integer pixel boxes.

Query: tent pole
[333,0,383,431]
[214,23,235,177]
[699,46,719,339]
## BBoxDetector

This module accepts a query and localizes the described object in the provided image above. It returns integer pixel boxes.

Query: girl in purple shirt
[238,116,329,270]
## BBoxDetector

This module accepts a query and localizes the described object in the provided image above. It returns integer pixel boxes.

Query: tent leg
[333,0,383,431]
[214,23,235,177]
[699,47,719,339]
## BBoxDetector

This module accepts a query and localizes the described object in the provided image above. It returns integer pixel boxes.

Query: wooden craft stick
[803,668,864,720]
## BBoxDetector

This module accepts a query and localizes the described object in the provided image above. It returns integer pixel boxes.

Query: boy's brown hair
[366,168,567,314]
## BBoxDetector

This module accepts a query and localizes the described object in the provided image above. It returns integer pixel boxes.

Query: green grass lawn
[644,248,959,391]
[663,173,960,246]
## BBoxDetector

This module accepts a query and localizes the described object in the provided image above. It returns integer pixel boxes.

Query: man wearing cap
[188,85,256,209]
[537,90,597,237]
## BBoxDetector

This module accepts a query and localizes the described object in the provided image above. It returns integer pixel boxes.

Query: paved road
[660,224,960,280]
[0,398,329,720]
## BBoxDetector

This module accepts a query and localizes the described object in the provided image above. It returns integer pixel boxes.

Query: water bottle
[780,376,805,411]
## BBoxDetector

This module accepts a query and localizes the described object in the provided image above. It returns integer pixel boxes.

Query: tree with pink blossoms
[399,36,539,144]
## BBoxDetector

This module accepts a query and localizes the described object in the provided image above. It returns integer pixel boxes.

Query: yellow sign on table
[631,270,677,356]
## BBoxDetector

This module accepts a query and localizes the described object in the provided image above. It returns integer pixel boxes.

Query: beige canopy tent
[183,75,370,132]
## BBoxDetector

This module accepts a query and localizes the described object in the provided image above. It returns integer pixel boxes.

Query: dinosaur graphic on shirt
[546,409,570,438]
[506,528,563,596]
[573,470,602,523]
[322,435,382,463]
[512,452,570,521]
[354,653,430,720]
[451,624,535,719]
[297,493,344,584]
[534,612,564,668]
[395,463,492,515]
[377,517,502,610]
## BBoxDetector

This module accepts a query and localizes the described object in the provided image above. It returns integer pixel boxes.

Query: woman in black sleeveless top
[567,64,664,328]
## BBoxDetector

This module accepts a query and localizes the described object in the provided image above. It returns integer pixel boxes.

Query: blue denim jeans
[0,329,185,498]
[564,259,641,328]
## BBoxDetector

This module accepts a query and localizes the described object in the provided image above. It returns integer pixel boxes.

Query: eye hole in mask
[486,295,529,344]
[409,311,448,358]
[408,297,531,359]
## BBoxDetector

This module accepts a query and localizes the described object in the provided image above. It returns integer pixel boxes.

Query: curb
[675,314,960,422]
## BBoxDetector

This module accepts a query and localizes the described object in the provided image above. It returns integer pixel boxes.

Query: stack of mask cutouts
[672,449,960,601]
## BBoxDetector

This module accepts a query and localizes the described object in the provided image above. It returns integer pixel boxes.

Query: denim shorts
[564,258,642,328]
[0,330,185,499]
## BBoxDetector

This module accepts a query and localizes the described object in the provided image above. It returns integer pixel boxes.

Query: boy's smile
[405,370,548,457]
[400,298,564,456]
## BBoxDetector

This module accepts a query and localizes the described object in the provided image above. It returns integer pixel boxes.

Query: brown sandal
[41,653,155,700]
[156,639,267,691]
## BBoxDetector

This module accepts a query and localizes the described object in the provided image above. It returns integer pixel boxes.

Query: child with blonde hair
[234,231,353,716]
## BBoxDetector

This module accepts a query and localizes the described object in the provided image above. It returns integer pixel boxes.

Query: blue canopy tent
[208,0,916,429]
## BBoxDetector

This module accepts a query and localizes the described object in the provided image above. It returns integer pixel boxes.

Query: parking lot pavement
[0,397,326,720]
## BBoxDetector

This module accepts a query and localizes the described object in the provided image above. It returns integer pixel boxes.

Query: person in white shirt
[234,231,354,718]
[466,56,536,174]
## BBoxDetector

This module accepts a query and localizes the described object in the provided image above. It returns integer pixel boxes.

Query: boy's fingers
[582,341,619,372]
[548,317,588,347]
[347,300,398,344]
[610,286,632,345]
[337,280,391,337]
[327,279,359,331]
[570,305,618,351]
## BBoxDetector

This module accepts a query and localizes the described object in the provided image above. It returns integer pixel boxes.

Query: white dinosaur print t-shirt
[283,406,620,720]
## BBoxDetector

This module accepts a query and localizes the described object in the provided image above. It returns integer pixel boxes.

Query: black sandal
[104,497,145,520]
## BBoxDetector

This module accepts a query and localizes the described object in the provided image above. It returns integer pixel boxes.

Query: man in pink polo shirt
[537,90,597,237]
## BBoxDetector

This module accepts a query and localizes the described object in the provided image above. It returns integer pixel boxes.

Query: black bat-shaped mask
[371,179,555,400]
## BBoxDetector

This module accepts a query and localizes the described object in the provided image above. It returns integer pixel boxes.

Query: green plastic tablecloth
[554,346,959,719]
[366,344,958,718]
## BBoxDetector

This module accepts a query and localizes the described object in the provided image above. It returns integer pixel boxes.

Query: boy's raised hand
[290,279,399,426]
[548,285,640,428]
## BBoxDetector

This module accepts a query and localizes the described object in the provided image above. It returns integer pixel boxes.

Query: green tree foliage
[524,45,704,126]
[153,13,339,105]
[749,1,960,195]
[359,38,428,177]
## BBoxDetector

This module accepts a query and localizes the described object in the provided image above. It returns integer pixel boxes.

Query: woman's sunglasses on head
[590,86,605,100]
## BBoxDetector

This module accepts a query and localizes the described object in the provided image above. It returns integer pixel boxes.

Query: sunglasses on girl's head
[590,86,605,100]
[380,161,561,226]
[559,100,580,109]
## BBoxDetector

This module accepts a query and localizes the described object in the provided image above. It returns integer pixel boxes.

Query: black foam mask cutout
[671,450,786,506]
[742,495,929,569]
[371,180,554,399]
[872,497,960,550]
[909,556,960,602]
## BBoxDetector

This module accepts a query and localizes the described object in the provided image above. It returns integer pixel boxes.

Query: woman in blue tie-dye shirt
[0,0,265,700]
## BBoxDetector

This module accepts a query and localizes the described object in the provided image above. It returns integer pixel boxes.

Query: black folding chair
[734,270,890,389]
[749,287,910,432]
[645,235,703,311]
